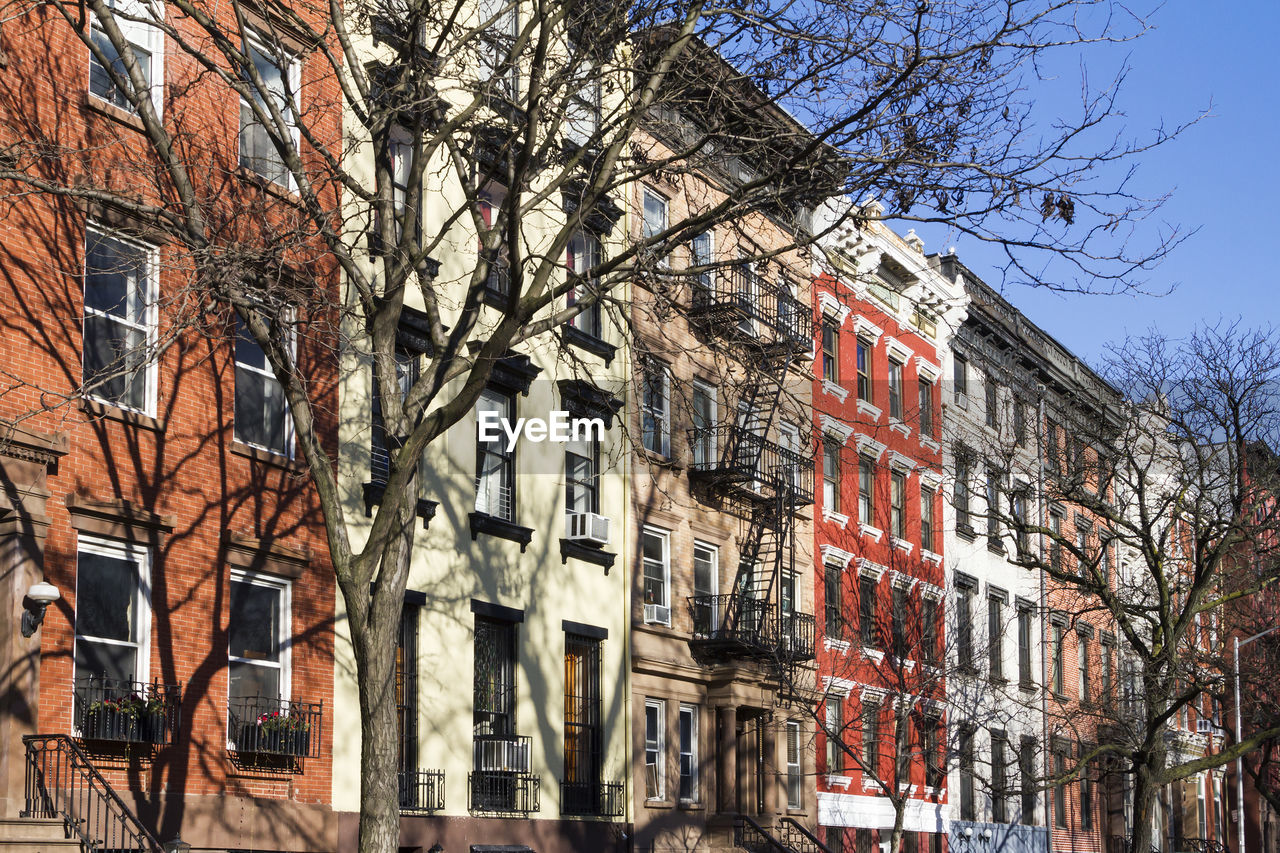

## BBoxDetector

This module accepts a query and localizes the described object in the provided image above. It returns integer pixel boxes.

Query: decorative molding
[819,415,856,444]
[821,380,851,403]
[860,686,889,703]
[819,292,851,325]
[853,315,884,343]
[885,337,915,363]
[919,434,941,453]
[822,676,856,696]
[0,423,69,468]
[226,531,312,579]
[861,646,886,664]
[855,435,887,461]
[820,544,856,569]
[823,509,850,528]
[889,569,918,591]
[888,451,916,472]
[889,420,911,439]
[859,523,883,543]
[918,467,943,490]
[921,550,943,567]
[915,356,942,383]
[890,537,915,556]
[857,558,887,580]
[824,637,852,653]
[919,580,944,600]
[856,399,882,421]
[827,775,854,791]
[65,493,175,546]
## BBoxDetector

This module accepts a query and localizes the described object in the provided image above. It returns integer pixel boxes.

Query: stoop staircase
[734,814,834,853]
[0,816,81,852]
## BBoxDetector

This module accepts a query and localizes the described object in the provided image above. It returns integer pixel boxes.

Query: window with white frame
[825,697,844,774]
[475,386,517,520]
[642,526,670,615]
[228,570,290,705]
[234,315,293,456]
[858,455,875,526]
[564,416,598,515]
[786,720,802,809]
[83,226,156,414]
[678,704,698,802]
[689,231,713,295]
[641,189,668,264]
[823,437,841,514]
[692,541,718,631]
[74,536,151,692]
[567,230,603,339]
[478,0,518,98]
[691,380,716,467]
[564,58,600,146]
[887,359,904,420]
[89,0,162,114]
[645,699,665,800]
[239,35,299,188]
[641,362,670,456]
[890,470,906,539]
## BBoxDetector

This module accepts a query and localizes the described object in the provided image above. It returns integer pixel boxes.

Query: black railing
[227,696,322,758]
[560,779,624,816]
[689,593,815,661]
[23,733,164,852]
[779,817,836,853]
[484,256,510,298]
[689,266,813,350]
[734,814,791,852]
[1109,836,1162,853]
[74,676,181,746]
[399,769,445,812]
[779,611,817,661]
[1176,839,1229,853]
[688,425,814,506]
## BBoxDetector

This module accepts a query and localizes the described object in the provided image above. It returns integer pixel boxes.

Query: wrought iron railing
[1109,836,1162,853]
[779,817,836,853]
[778,611,817,661]
[469,734,538,812]
[399,768,445,812]
[689,593,815,661]
[74,676,181,746]
[733,814,791,852]
[689,266,813,349]
[484,256,510,297]
[1176,838,1229,853]
[560,779,624,817]
[227,696,322,758]
[687,425,814,506]
[23,733,165,852]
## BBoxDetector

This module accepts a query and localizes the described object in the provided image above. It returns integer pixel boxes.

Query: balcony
[560,779,625,817]
[74,677,181,746]
[688,425,814,507]
[227,696,322,758]
[688,593,815,662]
[400,769,445,812]
[470,734,540,813]
[688,266,813,352]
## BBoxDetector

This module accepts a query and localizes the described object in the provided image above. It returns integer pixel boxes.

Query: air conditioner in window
[566,511,610,546]
[1196,719,1213,734]
[644,604,671,625]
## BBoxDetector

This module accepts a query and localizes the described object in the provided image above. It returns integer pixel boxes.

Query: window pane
[76,551,138,643]
[229,658,280,701]
[84,314,147,409]
[230,580,281,662]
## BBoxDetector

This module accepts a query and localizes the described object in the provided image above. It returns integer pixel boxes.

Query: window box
[227,696,321,758]
[76,678,179,745]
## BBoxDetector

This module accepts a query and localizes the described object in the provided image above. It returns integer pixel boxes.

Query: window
[567,231,603,339]
[641,362,670,456]
[959,726,976,820]
[692,542,718,632]
[985,371,999,428]
[641,189,668,263]
[565,413,599,514]
[641,527,670,616]
[1050,622,1066,695]
[890,470,906,539]
[827,828,846,853]
[475,387,516,520]
[1077,520,1093,573]
[74,537,150,697]
[859,576,877,648]
[678,705,698,802]
[564,633,603,812]
[565,59,601,146]
[478,0,518,97]
[826,698,844,774]
[891,584,908,657]
[1078,631,1091,702]
[823,438,842,514]
[953,354,968,404]
[822,319,840,383]
[956,583,974,671]
[373,127,415,251]
[786,721,802,809]
[861,699,879,771]
[1049,510,1064,571]
[83,227,155,413]
[1012,490,1030,556]
[239,37,298,187]
[234,315,292,456]
[921,486,936,553]
[644,700,665,799]
[1020,737,1038,825]
[1053,743,1068,827]
[991,731,1010,822]
[691,380,716,467]
[1018,604,1034,687]
[89,0,161,113]
[689,231,713,296]
[887,359,903,420]
[824,563,844,640]
[988,594,1004,680]
[921,597,938,665]
[1014,400,1027,446]
[923,717,944,788]
[474,615,517,740]
[1100,640,1114,701]
[919,379,934,437]
[986,469,1002,546]
[855,337,873,401]
[858,456,875,526]
[229,570,290,705]
[1046,420,1062,474]
[955,451,972,532]
[1080,752,1093,830]
[370,349,419,487]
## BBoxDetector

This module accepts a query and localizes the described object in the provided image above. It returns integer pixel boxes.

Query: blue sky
[912,1,1279,366]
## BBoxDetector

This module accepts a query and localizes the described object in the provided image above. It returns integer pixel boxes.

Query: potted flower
[84,693,145,741]
[254,710,311,756]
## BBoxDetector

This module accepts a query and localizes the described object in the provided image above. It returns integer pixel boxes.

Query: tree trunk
[1130,741,1166,853]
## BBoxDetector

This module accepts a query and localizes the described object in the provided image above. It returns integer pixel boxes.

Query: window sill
[640,449,682,471]
[1019,680,1037,693]
[561,326,616,365]
[559,538,616,571]
[987,538,1006,555]
[861,646,885,663]
[644,799,675,810]
[825,775,853,790]
[237,166,298,202]
[81,397,165,432]
[956,523,976,541]
[362,482,438,529]
[83,93,145,132]
[469,512,534,552]
[677,800,706,811]
[231,441,299,471]
[824,637,852,653]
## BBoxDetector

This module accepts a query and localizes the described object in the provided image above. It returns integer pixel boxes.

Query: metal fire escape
[685,263,816,673]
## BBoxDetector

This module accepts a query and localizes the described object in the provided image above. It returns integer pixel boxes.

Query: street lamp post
[1235,626,1280,853]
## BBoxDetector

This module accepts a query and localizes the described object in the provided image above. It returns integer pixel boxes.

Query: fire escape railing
[688,426,814,507]
[22,733,165,852]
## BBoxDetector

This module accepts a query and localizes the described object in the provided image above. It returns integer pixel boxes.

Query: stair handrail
[778,816,836,853]
[22,733,165,852]
[735,814,792,852]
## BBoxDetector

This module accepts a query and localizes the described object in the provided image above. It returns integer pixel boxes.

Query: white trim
[819,415,856,444]
[856,399,882,420]
[820,544,856,570]
[88,0,166,118]
[857,558,887,580]
[817,790,951,832]
[827,775,854,790]
[859,523,883,542]
[890,537,915,555]
[824,637,852,653]
[889,569,918,590]
[889,420,911,438]
[822,380,851,403]
[921,550,943,566]
[919,434,941,453]
[919,580,943,600]
[83,224,159,417]
[885,336,914,363]
[234,313,297,458]
[73,534,153,689]
[677,703,699,804]
[915,356,942,383]
[855,435,887,461]
[641,525,672,619]
[918,467,943,489]
[819,292,851,325]
[823,508,850,528]
[822,676,856,696]
[853,315,883,343]
[228,568,293,704]
[644,698,666,800]
[888,451,916,472]
[861,646,885,663]
[239,33,302,191]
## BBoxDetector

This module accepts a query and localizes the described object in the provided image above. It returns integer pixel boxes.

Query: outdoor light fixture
[428,844,444,853]
[982,829,993,841]
[20,581,59,637]
[162,839,191,853]
[963,828,973,839]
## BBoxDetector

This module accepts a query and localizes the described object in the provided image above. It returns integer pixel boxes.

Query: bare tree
[0,0,1193,849]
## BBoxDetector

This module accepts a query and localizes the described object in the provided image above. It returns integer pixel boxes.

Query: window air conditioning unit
[1196,719,1213,734]
[566,512,610,546]
[644,604,671,625]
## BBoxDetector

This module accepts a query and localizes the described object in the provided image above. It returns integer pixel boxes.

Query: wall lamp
[20,581,60,637]
[163,839,191,853]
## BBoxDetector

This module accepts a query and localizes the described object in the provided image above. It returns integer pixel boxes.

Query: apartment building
[0,6,341,849]
[625,83,823,852]
[808,212,965,853]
